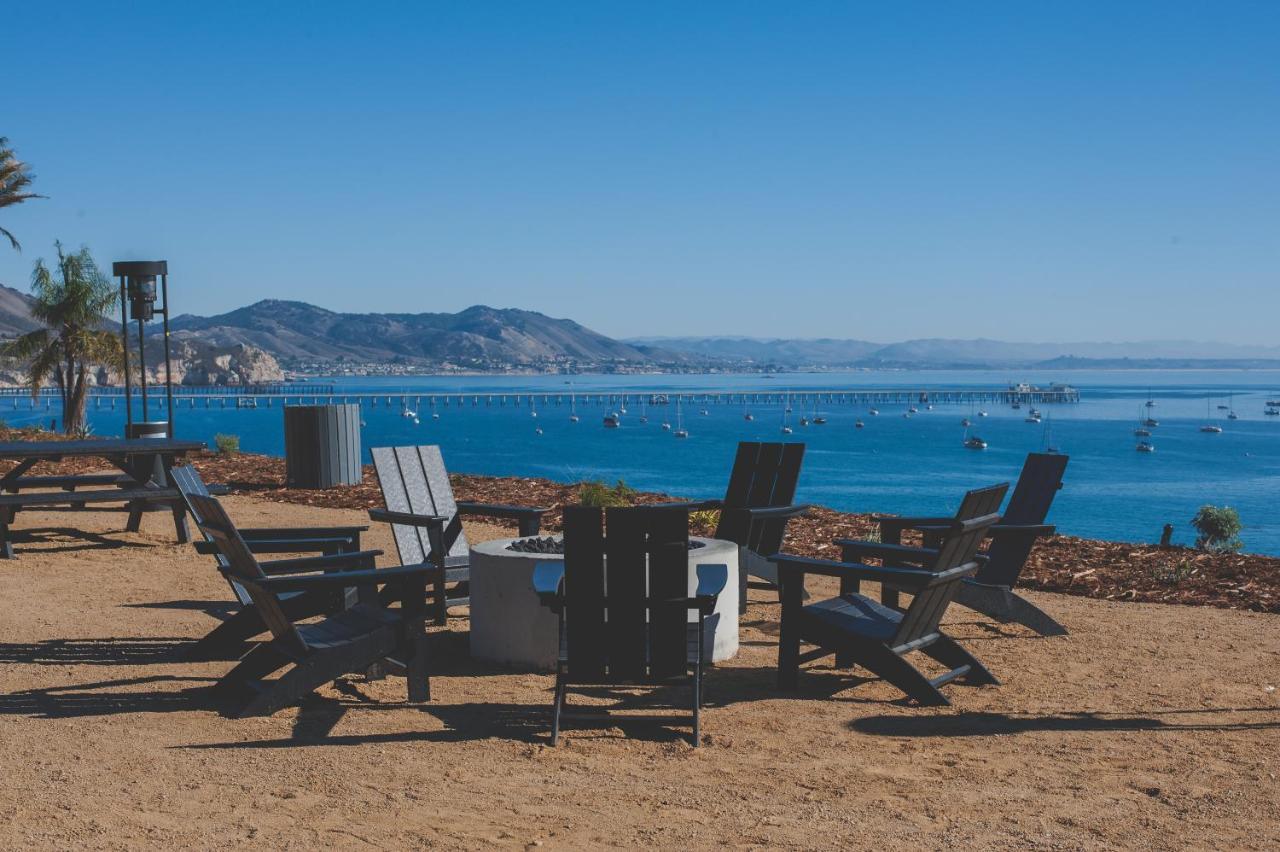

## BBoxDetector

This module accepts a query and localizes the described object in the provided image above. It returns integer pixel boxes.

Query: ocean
[9,369,1279,555]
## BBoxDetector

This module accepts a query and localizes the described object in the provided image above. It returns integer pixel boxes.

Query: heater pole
[161,272,174,437]
[119,279,133,434]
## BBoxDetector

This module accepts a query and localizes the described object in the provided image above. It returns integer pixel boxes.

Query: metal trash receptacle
[283,404,362,488]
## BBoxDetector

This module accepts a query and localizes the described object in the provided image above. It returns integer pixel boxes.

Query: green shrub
[1190,505,1242,552]
[578,479,637,508]
[214,433,240,455]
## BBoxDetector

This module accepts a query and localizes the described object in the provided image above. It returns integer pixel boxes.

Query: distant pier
[0,382,1080,412]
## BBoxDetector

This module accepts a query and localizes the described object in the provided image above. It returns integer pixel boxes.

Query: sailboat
[963,426,987,449]
[1042,414,1060,454]
[1136,439,1155,453]
[854,419,864,429]
[569,392,580,422]
[1227,392,1239,420]
[638,400,648,424]
[868,407,880,416]
[1200,396,1223,433]
[811,395,827,425]
[1145,389,1156,408]
[743,398,754,421]
[673,398,689,438]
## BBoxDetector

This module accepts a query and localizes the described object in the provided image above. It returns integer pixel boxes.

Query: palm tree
[4,243,122,434]
[0,137,46,250]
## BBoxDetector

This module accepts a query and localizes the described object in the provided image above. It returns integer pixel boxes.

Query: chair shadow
[0,674,220,718]
[850,707,1280,737]
[123,600,238,621]
[4,525,153,555]
[0,637,190,666]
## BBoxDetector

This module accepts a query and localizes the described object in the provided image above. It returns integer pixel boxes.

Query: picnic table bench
[0,438,205,558]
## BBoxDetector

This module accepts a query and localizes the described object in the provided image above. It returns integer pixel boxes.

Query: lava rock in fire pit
[505,537,706,554]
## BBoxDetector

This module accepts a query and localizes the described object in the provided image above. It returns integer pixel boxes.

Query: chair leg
[692,614,705,747]
[921,636,999,686]
[170,501,191,544]
[953,583,1069,637]
[550,673,566,746]
[406,632,430,703]
[218,643,290,699]
[856,645,950,706]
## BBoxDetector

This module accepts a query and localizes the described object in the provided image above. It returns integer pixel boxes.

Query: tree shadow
[850,706,1280,737]
[0,637,189,666]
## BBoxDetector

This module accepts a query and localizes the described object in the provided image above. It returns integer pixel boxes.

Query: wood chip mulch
[2,429,1276,615]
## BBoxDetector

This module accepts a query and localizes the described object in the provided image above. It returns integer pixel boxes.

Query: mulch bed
[2,427,1276,614]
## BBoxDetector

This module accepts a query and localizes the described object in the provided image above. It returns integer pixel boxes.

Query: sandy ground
[1,495,1278,851]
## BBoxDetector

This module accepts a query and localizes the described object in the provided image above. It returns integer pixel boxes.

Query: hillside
[168,301,699,370]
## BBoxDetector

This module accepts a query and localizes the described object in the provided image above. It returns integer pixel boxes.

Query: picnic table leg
[126,501,145,532]
[0,515,12,559]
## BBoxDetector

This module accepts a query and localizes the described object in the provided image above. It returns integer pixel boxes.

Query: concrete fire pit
[468,535,740,672]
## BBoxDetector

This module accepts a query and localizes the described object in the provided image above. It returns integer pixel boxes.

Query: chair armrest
[532,562,565,611]
[257,550,383,575]
[456,502,550,536]
[656,499,723,511]
[836,539,937,564]
[691,563,728,614]
[369,508,447,528]
[256,562,440,593]
[736,504,810,521]
[239,525,368,539]
[992,523,1055,537]
[196,536,358,557]
[771,554,937,589]
[875,515,957,536]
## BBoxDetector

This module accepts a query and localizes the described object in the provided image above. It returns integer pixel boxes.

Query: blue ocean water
[10,370,1280,555]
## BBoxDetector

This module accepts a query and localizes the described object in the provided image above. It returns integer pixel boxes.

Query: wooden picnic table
[0,437,205,558]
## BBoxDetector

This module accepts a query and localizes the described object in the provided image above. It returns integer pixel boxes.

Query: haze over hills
[628,335,1280,369]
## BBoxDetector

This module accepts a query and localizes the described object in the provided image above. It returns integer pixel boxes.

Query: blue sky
[3,2,1277,343]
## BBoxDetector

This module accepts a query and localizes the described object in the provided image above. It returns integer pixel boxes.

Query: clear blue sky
[3,1,1277,343]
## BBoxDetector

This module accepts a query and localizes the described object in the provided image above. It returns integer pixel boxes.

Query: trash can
[127,421,171,484]
[283,404,362,488]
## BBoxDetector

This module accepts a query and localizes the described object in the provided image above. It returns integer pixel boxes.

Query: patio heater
[111,260,174,439]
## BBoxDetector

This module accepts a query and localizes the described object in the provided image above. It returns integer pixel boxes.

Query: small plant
[1191,505,1242,552]
[214,433,240,455]
[1152,559,1197,585]
[578,478,636,508]
[689,509,721,534]
[71,422,94,439]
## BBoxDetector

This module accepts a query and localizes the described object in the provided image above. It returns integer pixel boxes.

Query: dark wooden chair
[187,492,436,717]
[370,445,550,625]
[875,453,1069,636]
[172,465,372,660]
[532,506,728,747]
[772,484,1007,706]
[675,442,809,613]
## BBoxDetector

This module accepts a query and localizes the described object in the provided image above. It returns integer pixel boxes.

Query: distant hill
[169,301,700,370]
[0,284,41,336]
[631,335,1280,369]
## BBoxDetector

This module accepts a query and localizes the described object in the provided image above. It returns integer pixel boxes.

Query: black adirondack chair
[532,506,728,747]
[172,465,372,660]
[876,453,1069,636]
[370,445,551,625]
[187,492,436,717]
[677,442,809,613]
[772,484,1007,706]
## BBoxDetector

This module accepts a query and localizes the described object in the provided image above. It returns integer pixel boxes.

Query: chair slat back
[978,453,1068,586]
[372,445,468,566]
[174,465,257,605]
[893,484,1006,647]
[186,492,308,655]
[1003,453,1069,524]
[714,441,805,556]
[563,505,692,683]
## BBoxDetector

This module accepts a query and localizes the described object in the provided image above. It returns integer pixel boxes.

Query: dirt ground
[1,495,1277,850]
